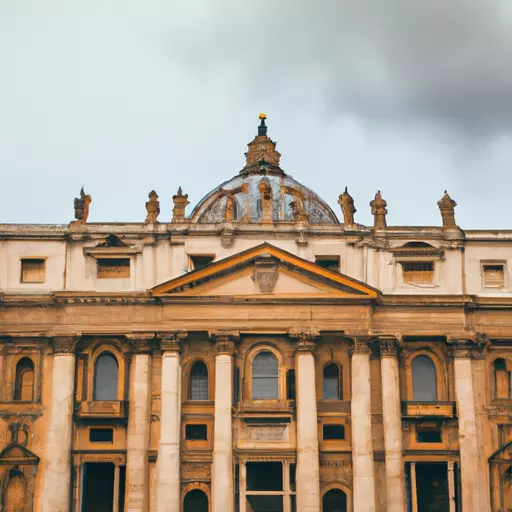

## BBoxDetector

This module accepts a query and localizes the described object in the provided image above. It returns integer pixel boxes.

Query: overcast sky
[1,0,511,228]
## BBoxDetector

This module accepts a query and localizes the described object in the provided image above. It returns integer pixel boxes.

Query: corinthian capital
[378,336,400,358]
[209,330,240,355]
[349,336,373,355]
[51,336,79,354]
[448,336,488,359]
[288,330,320,353]
[124,332,155,354]
[159,330,187,353]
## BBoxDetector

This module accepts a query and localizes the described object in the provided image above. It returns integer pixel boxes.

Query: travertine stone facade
[0,116,511,512]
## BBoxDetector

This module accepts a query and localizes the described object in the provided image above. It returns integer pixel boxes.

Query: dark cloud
[167,0,512,133]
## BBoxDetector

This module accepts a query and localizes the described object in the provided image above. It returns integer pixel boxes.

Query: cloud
[165,0,512,134]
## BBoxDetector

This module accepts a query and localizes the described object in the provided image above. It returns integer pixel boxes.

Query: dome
[189,116,340,224]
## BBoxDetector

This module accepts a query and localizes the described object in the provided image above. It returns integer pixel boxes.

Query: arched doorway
[184,489,208,512]
[323,489,347,512]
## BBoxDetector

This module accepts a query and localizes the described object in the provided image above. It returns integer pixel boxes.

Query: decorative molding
[124,333,155,354]
[252,256,279,293]
[349,336,373,355]
[448,333,489,359]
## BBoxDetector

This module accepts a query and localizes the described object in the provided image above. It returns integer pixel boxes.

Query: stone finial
[338,187,356,226]
[370,190,387,230]
[437,191,457,228]
[73,187,91,224]
[172,186,189,223]
[145,190,160,224]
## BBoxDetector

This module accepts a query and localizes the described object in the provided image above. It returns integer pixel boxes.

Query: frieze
[248,424,289,442]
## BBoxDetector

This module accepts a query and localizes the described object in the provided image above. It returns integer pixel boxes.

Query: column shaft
[351,342,376,512]
[125,352,152,512]
[212,351,234,512]
[155,345,182,512]
[379,340,406,512]
[295,349,320,511]
[41,342,76,512]
[453,354,480,511]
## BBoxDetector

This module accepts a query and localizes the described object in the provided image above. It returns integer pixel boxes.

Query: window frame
[188,254,215,271]
[492,357,512,401]
[405,349,446,402]
[20,257,46,284]
[245,345,285,403]
[315,255,340,273]
[188,360,209,401]
[400,261,435,284]
[322,362,343,400]
[481,260,507,290]
[13,357,35,402]
[93,351,120,401]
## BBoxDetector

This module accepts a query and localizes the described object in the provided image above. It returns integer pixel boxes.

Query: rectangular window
[323,424,345,440]
[483,264,505,288]
[315,256,340,272]
[401,261,434,283]
[97,258,130,279]
[89,428,114,443]
[185,424,207,440]
[246,462,283,491]
[20,258,45,283]
[190,255,214,270]
[416,428,442,443]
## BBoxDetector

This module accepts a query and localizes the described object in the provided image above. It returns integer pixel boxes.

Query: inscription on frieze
[249,424,289,442]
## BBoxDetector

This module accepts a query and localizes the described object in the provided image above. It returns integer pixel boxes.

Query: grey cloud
[166,0,512,133]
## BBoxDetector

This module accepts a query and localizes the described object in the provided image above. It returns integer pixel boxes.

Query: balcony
[75,400,128,420]
[402,401,456,419]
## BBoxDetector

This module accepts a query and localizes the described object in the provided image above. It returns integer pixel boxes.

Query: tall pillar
[350,337,376,512]
[155,331,187,512]
[450,339,484,512]
[125,336,153,512]
[293,332,321,512]
[41,336,78,512]
[379,337,406,512]
[210,331,239,512]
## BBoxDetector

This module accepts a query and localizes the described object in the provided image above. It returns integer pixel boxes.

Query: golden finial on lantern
[258,113,267,120]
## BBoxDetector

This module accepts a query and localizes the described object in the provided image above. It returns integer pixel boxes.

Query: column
[41,336,78,512]
[294,332,321,512]
[379,337,406,512]
[450,339,480,512]
[211,331,238,512]
[125,336,152,512]
[155,331,187,512]
[350,337,376,512]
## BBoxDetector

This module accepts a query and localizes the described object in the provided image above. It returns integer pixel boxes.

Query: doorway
[322,489,347,512]
[81,463,114,512]
[183,489,208,512]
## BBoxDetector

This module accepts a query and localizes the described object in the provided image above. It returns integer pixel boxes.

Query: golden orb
[258,113,267,120]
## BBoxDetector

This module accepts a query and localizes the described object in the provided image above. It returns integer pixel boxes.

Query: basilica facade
[0,115,511,512]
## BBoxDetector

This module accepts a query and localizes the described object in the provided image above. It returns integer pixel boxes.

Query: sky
[1,0,511,228]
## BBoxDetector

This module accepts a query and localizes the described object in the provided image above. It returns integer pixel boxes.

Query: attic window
[401,261,434,283]
[482,264,505,288]
[97,258,130,279]
[21,259,46,283]
[315,256,340,272]
[190,255,214,270]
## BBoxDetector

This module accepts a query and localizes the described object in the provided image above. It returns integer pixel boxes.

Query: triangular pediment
[151,243,379,300]
[0,443,39,466]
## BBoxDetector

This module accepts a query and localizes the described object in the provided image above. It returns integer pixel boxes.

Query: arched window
[93,352,119,401]
[323,363,342,400]
[323,488,347,512]
[494,359,511,399]
[412,355,438,401]
[4,473,26,512]
[252,351,278,400]
[183,489,208,512]
[190,361,208,401]
[14,358,34,402]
